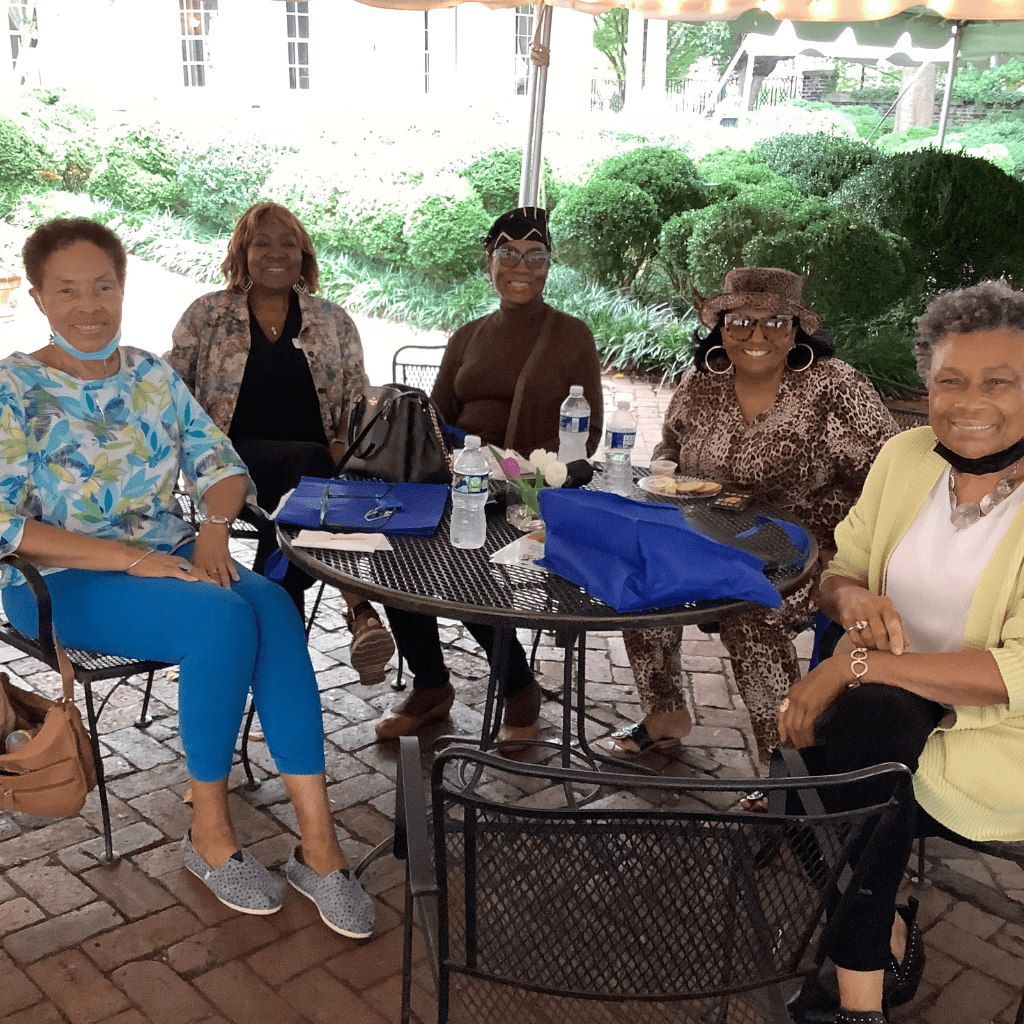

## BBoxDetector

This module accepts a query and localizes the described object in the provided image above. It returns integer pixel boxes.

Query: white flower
[543,460,567,487]
[529,449,558,470]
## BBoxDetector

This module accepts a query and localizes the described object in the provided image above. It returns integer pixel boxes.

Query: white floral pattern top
[0,347,250,585]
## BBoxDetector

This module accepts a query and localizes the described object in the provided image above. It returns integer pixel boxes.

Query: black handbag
[336,384,454,484]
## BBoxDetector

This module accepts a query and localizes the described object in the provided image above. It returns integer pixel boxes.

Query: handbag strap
[335,401,391,475]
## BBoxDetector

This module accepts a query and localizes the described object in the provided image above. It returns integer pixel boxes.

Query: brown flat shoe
[374,683,456,740]
[346,602,396,685]
[496,719,540,754]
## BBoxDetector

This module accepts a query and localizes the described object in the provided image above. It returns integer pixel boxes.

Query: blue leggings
[1,544,325,783]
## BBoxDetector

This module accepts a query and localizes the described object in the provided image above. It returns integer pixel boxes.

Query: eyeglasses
[723,313,795,344]
[492,247,552,270]
[320,482,402,528]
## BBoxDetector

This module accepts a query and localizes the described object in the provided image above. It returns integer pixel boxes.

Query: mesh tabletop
[278,485,817,633]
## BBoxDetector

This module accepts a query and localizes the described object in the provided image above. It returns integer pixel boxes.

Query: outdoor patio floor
[0,375,1022,1024]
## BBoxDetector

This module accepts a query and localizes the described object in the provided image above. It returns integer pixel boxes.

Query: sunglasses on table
[320,482,402,528]
[491,247,552,270]
[722,313,796,344]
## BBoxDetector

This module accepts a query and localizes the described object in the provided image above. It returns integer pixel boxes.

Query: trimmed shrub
[684,200,782,297]
[592,145,705,222]
[947,115,1024,179]
[177,139,276,232]
[353,191,413,263]
[86,151,176,210]
[550,179,661,289]
[404,175,491,283]
[0,115,47,184]
[659,210,701,294]
[459,146,562,216]
[831,150,1024,290]
[756,132,881,197]
[875,125,939,155]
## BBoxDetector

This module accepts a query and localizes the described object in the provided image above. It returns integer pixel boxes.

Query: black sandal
[596,722,681,759]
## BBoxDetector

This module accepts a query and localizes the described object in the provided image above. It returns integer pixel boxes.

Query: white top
[887,468,1024,653]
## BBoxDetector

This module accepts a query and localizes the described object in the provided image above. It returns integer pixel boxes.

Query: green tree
[592,14,736,93]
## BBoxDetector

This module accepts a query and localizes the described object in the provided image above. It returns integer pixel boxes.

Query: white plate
[639,475,722,499]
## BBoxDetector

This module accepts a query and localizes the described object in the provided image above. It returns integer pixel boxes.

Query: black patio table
[277,473,819,773]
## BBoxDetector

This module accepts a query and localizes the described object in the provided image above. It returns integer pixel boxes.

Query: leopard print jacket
[168,289,369,441]
[656,359,898,550]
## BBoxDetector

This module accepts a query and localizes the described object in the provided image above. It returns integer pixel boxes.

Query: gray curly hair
[915,280,1024,381]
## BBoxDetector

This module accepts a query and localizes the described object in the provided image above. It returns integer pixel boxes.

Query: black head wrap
[483,206,550,253]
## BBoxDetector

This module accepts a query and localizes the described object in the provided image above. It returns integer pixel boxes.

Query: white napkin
[292,530,393,552]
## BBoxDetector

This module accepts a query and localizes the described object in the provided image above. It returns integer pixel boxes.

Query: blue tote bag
[536,489,810,614]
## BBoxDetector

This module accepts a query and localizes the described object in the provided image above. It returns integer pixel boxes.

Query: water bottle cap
[569,386,583,396]
[616,398,631,410]
[464,435,481,448]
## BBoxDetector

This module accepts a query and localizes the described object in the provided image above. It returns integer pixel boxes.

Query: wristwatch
[201,514,233,527]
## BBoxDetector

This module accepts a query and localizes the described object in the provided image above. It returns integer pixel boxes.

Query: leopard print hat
[695,267,821,335]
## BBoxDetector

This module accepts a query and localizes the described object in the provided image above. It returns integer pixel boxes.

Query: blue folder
[276,476,449,536]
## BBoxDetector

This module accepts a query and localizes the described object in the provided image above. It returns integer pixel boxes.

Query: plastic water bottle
[450,435,490,549]
[557,385,590,464]
[4,729,34,753]
[604,396,637,496]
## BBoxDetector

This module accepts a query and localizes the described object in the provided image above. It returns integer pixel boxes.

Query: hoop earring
[787,343,815,373]
[293,276,308,295]
[241,274,253,292]
[704,345,733,376]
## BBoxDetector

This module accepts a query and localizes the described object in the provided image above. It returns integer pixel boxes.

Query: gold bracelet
[849,646,869,688]
[125,549,155,574]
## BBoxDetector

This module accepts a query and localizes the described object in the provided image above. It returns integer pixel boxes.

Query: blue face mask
[50,328,121,362]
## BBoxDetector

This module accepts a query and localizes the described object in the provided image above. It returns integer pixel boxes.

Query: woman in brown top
[601,267,898,764]
[374,207,604,744]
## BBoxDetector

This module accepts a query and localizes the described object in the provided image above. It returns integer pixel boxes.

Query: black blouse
[228,290,328,446]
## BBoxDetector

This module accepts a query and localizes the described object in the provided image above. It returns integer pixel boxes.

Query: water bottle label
[453,472,489,495]
[559,414,589,433]
[605,429,636,449]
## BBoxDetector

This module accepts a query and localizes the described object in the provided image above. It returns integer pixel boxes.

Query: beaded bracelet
[849,646,869,688]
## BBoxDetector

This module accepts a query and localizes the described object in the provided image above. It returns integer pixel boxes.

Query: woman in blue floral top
[0,218,375,939]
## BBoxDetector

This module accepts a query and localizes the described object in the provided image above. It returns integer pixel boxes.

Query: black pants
[385,607,534,699]
[798,684,953,972]
[232,437,335,616]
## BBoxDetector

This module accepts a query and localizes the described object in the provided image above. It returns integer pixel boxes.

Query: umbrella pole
[937,22,963,151]
[519,3,553,207]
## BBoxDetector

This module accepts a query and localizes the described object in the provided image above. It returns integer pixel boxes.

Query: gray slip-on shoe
[181,835,282,915]
[284,850,375,939]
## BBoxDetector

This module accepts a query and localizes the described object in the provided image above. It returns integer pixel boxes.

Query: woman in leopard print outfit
[602,268,898,764]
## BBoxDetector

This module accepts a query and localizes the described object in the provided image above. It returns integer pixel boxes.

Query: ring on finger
[178,562,192,572]
[848,619,868,634]
[778,698,790,714]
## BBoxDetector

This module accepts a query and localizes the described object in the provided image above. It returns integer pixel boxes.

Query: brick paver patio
[0,373,1022,1024]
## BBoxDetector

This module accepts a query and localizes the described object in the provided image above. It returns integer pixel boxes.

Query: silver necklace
[948,461,1021,529]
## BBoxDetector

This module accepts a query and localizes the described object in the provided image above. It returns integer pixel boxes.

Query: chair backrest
[428,748,911,1021]
[391,344,446,394]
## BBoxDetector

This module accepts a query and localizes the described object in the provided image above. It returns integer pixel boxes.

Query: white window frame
[286,1,310,91]
[514,5,533,95]
[179,0,216,88]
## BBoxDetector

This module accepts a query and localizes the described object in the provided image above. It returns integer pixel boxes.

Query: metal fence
[592,60,800,117]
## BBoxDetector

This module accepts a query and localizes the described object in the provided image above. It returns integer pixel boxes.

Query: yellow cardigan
[830,427,1024,841]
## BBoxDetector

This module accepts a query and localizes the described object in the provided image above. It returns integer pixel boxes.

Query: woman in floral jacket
[169,203,394,685]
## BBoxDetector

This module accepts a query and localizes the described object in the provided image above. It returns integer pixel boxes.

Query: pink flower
[500,456,522,480]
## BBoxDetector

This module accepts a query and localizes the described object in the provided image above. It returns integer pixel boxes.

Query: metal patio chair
[391,344,446,392]
[0,553,260,862]
[393,736,913,1024]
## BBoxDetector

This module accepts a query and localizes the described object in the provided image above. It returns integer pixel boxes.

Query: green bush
[659,210,701,294]
[85,150,176,210]
[788,99,893,140]
[459,146,561,216]
[550,179,661,289]
[353,193,412,263]
[0,115,47,184]
[875,125,939,155]
[117,129,179,179]
[592,145,706,222]
[831,150,1024,290]
[756,132,881,197]
[177,139,276,232]
[404,175,491,284]
[947,115,1024,178]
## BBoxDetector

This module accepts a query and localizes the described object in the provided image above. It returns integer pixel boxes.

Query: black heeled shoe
[788,896,923,1022]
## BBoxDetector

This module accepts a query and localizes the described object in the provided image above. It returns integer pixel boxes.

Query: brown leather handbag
[0,646,97,818]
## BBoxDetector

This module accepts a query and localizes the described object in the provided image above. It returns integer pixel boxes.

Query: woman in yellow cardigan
[781,280,1024,1024]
